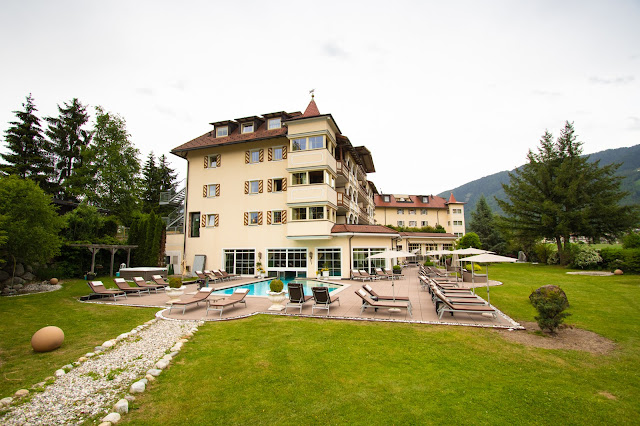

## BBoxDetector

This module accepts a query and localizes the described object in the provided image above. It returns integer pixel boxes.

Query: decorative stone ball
[49,278,59,285]
[31,326,64,352]
[614,269,624,275]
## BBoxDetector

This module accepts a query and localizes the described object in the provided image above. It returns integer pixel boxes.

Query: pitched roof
[399,232,457,238]
[448,193,459,203]
[172,121,288,153]
[302,99,320,117]
[331,224,398,234]
[373,194,451,209]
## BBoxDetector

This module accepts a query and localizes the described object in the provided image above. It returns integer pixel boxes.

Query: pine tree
[157,154,177,193]
[497,122,638,264]
[45,98,94,201]
[141,152,159,213]
[88,106,141,222]
[469,195,506,253]
[1,94,53,188]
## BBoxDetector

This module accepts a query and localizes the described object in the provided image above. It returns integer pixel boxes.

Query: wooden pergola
[68,244,138,277]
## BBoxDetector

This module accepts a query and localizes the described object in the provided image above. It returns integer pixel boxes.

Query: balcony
[337,192,356,212]
[288,149,336,173]
[286,220,334,239]
[287,184,337,206]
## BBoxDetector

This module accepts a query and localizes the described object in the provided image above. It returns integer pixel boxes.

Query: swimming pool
[210,278,342,296]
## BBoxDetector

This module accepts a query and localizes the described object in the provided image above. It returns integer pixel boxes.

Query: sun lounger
[133,276,167,293]
[169,287,215,315]
[374,267,399,280]
[311,287,341,314]
[203,270,223,285]
[434,289,496,319]
[87,281,127,301]
[284,282,313,313]
[362,283,411,303]
[355,288,412,318]
[359,269,381,280]
[219,269,240,280]
[385,268,403,279]
[114,278,150,297]
[211,270,230,282]
[206,288,249,317]
[194,270,211,288]
[351,269,370,282]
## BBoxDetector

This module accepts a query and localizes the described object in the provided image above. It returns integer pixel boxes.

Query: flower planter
[166,286,186,304]
[267,291,287,311]
[322,271,330,277]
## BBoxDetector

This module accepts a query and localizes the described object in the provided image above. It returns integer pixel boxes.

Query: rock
[13,284,23,290]
[116,333,129,341]
[102,340,116,348]
[0,270,9,282]
[0,397,13,407]
[31,381,46,389]
[62,364,73,371]
[129,329,138,335]
[147,368,162,377]
[140,378,148,385]
[170,342,183,352]
[2,276,25,286]
[54,369,65,377]
[25,264,33,273]
[44,376,54,382]
[145,374,155,381]
[102,412,121,423]
[170,351,179,358]
[114,398,129,414]
[125,394,136,402]
[179,338,189,343]
[49,277,59,285]
[155,360,169,370]
[15,389,29,397]
[14,263,25,277]
[98,423,112,426]
[22,272,36,281]
[162,354,173,362]
[85,352,95,358]
[78,356,87,362]
[130,380,146,393]
[94,346,104,352]
[614,269,623,275]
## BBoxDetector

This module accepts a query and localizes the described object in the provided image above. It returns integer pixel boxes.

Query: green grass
[0,277,155,397]
[120,264,640,425]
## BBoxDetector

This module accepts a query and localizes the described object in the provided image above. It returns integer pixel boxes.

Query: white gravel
[0,319,197,425]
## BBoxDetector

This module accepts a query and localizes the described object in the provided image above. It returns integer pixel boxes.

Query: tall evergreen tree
[88,106,141,222]
[497,122,638,264]
[468,195,506,253]
[45,98,94,201]
[141,152,159,213]
[157,154,177,193]
[0,94,53,187]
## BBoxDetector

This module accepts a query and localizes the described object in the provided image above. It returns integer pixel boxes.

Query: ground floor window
[408,243,421,254]
[224,249,255,275]
[317,248,341,276]
[441,243,453,251]
[267,248,307,270]
[352,248,385,274]
[425,244,438,252]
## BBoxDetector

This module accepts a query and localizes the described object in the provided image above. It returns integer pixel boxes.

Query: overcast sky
[1,0,638,195]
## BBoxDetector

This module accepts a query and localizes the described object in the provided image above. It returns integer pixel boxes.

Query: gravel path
[1,318,197,425]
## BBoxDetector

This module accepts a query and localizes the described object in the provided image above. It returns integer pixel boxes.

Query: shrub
[547,251,560,265]
[534,243,556,264]
[529,285,571,333]
[622,232,640,249]
[392,265,401,271]
[599,247,623,270]
[168,276,182,288]
[269,279,284,292]
[423,261,434,266]
[571,245,602,269]
[623,249,640,273]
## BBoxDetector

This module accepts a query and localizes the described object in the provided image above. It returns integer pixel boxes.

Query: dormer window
[422,196,429,203]
[216,126,228,137]
[383,195,390,202]
[268,118,281,129]
[242,122,254,134]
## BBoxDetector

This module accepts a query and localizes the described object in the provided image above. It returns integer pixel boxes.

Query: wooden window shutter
[214,214,219,227]
[281,210,287,224]
[259,149,264,162]
[204,156,208,169]
[282,177,287,191]
[244,212,249,226]
[201,216,206,227]
[258,211,263,225]
[245,151,250,164]
[258,180,263,193]
[282,145,287,159]
[216,155,221,167]
[244,181,249,194]
[267,179,272,192]
[268,147,273,161]
[267,211,272,225]
[203,185,207,197]
[216,184,220,197]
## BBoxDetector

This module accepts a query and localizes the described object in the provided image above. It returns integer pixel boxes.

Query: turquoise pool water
[210,278,341,296]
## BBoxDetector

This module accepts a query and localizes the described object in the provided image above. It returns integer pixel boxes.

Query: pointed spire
[448,192,458,203]
[302,90,320,117]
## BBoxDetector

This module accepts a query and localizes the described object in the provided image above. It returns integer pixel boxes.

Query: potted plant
[267,278,286,311]
[321,263,330,277]
[85,271,97,281]
[392,265,402,275]
[166,276,185,304]
[256,262,266,278]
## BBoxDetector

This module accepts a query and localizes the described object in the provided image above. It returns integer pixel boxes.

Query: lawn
[0,277,156,397]
[119,264,640,425]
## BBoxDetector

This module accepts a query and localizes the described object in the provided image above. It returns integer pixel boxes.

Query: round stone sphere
[614,269,624,275]
[49,278,59,285]
[31,326,64,352]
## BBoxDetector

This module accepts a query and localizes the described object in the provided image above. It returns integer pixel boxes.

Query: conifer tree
[1,94,53,188]
[469,195,506,253]
[141,152,158,213]
[497,122,638,264]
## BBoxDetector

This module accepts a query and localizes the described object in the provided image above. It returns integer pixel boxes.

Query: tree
[45,98,94,201]
[497,122,638,264]
[468,195,506,253]
[1,94,53,188]
[62,203,118,243]
[141,152,159,213]
[456,232,481,249]
[0,176,65,277]
[87,106,141,221]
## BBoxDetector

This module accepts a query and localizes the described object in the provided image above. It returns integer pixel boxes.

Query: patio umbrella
[459,253,517,304]
[366,250,415,302]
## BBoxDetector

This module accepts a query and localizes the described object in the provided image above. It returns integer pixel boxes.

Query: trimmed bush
[269,279,284,292]
[622,232,640,249]
[571,245,602,269]
[168,277,182,288]
[529,285,571,333]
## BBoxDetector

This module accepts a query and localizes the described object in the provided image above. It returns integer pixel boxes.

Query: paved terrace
[83,267,522,329]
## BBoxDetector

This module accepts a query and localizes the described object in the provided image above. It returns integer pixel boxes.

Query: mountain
[439,144,640,223]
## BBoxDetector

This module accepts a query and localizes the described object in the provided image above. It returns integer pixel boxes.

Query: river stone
[94,346,104,352]
[114,398,129,414]
[22,272,36,281]
[0,270,9,282]
[614,269,623,275]
[54,369,65,377]
[85,352,95,358]
[129,329,138,335]
[13,284,23,290]
[116,333,129,341]
[162,354,173,362]
[3,277,25,286]
[125,394,136,402]
[15,389,29,397]
[170,342,182,352]
[14,263,25,277]
[102,340,116,348]
[155,360,169,370]
[140,378,148,385]
[0,397,13,406]
[147,368,162,377]
[62,364,73,371]
[78,356,87,362]
[179,338,189,343]
[130,380,145,393]
[146,374,155,381]
[170,351,179,357]
[98,423,112,426]
[102,412,121,423]
[31,326,64,352]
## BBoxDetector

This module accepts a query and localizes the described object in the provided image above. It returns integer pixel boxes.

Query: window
[455,232,463,237]
[383,195,390,202]
[318,248,341,276]
[207,184,217,198]
[206,214,218,227]
[273,146,283,161]
[453,220,463,226]
[249,180,260,194]
[292,138,307,151]
[408,243,421,254]
[292,172,307,185]
[310,206,324,220]
[425,244,437,251]
[250,150,260,163]
[208,154,219,168]
[292,207,307,220]
[309,136,323,149]
[421,221,428,226]
[409,221,417,227]
[422,196,429,203]
[397,220,404,226]
[224,249,255,275]
[189,212,200,238]
[453,208,462,214]
[267,248,307,270]
[272,210,283,224]
[442,244,453,250]
[249,212,259,225]
[309,170,324,184]
[353,248,385,274]
[216,126,228,137]
[273,178,283,192]
[397,209,404,215]
[292,135,324,151]
[268,118,281,129]
[421,209,427,215]
[242,122,254,134]
[409,209,416,215]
